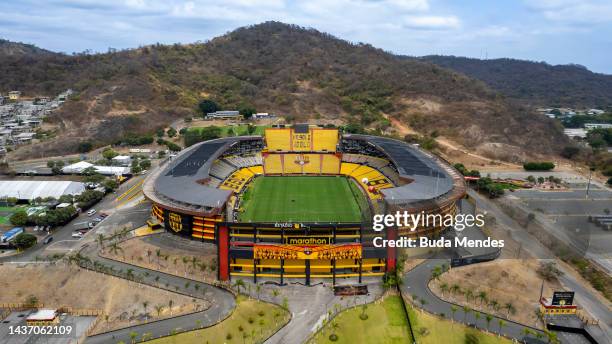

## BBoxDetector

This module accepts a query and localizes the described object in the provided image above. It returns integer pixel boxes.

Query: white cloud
[403,15,460,29]
[524,0,612,24]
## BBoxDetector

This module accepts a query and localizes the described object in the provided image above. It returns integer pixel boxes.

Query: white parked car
[71,232,84,239]
[87,209,96,216]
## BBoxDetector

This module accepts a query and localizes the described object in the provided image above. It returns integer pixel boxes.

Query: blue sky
[1,0,611,73]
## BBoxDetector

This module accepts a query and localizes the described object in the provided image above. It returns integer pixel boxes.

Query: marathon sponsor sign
[285,236,331,245]
[164,210,192,236]
[254,243,361,260]
[551,291,574,306]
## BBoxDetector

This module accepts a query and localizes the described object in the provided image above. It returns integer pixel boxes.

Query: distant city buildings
[0,89,71,155]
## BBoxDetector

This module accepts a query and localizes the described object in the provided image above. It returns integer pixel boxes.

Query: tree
[477,291,488,305]
[167,127,177,138]
[504,302,516,317]
[78,141,93,153]
[440,282,449,296]
[154,304,164,318]
[239,106,256,120]
[485,314,493,331]
[450,305,458,322]
[102,179,119,192]
[498,319,506,335]
[462,305,471,322]
[139,159,151,170]
[131,164,142,174]
[560,146,580,159]
[198,100,219,115]
[233,279,245,294]
[10,210,28,226]
[102,148,119,160]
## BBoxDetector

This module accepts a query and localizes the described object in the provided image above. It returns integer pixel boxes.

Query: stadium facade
[143,124,466,285]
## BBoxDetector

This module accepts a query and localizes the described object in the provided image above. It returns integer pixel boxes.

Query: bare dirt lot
[0,264,208,334]
[101,234,218,282]
[429,259,561,328]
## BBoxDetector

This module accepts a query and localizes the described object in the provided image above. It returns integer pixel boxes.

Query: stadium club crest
[303,247,313,255]
[294,154,310,166]
[168,212,183,233]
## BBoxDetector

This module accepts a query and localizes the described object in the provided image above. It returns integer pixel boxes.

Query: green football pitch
[238,176,365,223]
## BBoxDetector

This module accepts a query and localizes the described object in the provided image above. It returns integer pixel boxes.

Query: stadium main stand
[263,153,340,175]
[263,154,283,174]
[265,126,339,152]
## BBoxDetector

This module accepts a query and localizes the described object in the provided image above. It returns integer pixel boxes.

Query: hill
[0,38,55,57]
[422,55,612,108]
[0,22,568,160]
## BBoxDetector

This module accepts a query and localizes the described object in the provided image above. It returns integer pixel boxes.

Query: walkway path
[80,245,236,344]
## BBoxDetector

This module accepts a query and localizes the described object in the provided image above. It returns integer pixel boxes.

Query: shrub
[13,233,37,249]
[10,210,28,226]
[523,161,555,171]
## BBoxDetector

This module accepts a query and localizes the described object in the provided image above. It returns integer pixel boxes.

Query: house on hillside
[8,91,21,100]
[587,109,605,115]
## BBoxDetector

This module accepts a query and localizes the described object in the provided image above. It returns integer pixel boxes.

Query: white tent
[62,161,130,176]
[0,181,85,200]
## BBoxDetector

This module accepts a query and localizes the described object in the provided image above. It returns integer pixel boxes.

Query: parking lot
[510,181,612,264]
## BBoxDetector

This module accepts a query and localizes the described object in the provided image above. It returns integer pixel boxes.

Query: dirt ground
[429,259,561,328]
[0,264,208,334]
[101,235,218,282]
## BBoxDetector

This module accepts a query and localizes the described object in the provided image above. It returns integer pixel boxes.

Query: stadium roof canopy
[345,135,457,204]
[152,137,260,208]
[0,180,85,200]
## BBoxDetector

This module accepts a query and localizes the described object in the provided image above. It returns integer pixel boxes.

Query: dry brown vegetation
[101,235,218,282]
[429,259,559,328]
[0,22,568,160]
[0,264,208,333]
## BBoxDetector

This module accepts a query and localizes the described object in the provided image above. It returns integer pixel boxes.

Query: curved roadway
[81,245,236,344]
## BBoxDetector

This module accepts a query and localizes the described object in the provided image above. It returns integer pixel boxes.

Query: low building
[112,155,132,167]
[563,128,587,139]
[587,109,605,115]
[205,110,241,120]
[26,309,59,326]
[0,181,85,201]
[584,123,612,130]
[13,132,36,144]
[62,161,130,176]
[8,91,21,100]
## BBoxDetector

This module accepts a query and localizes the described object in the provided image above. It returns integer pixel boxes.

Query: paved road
[81,245,236,344]
[468,189,612,342]
[0,174,147,263]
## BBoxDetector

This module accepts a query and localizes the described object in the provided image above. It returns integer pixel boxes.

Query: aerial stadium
[142,124,466,285]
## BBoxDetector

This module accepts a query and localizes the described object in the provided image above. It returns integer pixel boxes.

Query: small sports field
[239,176,364,223]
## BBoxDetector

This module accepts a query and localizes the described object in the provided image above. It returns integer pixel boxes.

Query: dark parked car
[43,236,53,245]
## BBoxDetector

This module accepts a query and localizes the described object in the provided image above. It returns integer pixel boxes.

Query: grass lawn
[407,305,513,344]
[148,296,289,344]
[238,176,363,223]
[309,295,412,344]
[0,205,23,225]
[188,124,267,137]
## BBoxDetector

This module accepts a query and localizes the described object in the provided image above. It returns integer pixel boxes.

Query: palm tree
[498,319,506,336]
[521,328,533,343]
[474,312,481,325]
[504,302,516,318]
[489,299,499,312]
[182,256,189,275]
[440,282,449,296]
[256,284,262,300]
[129,331,138,344]
[154,304,164,318]
[271,289,280,302]
[462,305,471,323]
[330,321,340,339]
[190,256,199,273]
[108,242,124,259]
[146,249,152,264]
[477,291,488,305]
[168,300,174,316]
[450,284,461,296]
[450,305,458,322]
[155,248,162,267]
[142,301,149,321]
[485,314,493,332]
[233,279,245,294]
[96,233,106,250]
[465,289,474,303]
